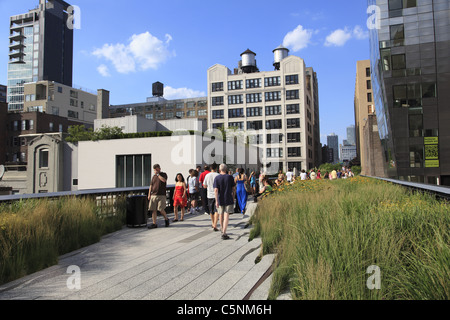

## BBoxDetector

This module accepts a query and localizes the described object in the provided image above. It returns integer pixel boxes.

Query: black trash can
[126,195,148,228]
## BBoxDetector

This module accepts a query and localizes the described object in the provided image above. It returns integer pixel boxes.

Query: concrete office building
[23,81,102,125]
[7,0,74,112]
[110,82,208,123]
[369,0,450,185]
[208,46,320,173]
[327,133,339,164]
[354,60,386,177]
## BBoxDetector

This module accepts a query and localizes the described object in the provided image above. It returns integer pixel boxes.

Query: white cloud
[97,64,111,77]
[324,26,368,47]
[92,32,174,74]
[163,86,206,100]
[282,25,315,52]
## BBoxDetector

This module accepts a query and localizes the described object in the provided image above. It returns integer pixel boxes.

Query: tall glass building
[7,0,73,112]
[368,0,450,185]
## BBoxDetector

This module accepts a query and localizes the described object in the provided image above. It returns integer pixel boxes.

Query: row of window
[212,90,300,106]
[145,109,208,120]
[211,75,299,92]
[212,104,300,119]
[266,147,302,158]
[213,118,301,131]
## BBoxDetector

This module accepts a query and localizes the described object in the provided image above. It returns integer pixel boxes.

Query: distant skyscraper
[7,0,73,112]
[327,133,339,164]
[346,125,356,146]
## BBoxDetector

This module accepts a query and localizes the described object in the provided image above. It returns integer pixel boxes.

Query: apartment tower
[208,47,320,173]
[368,0,450,185]
[7,0,74,112]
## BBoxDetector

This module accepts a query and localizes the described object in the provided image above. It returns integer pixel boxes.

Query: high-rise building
[208,46,320,172]
[327,133,339,164]
[354,60,385,177]
[7,0,73,112]
[369,0,450,185]
[346,125,356,146]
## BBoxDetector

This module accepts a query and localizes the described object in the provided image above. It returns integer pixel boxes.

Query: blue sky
[0,0,372,145]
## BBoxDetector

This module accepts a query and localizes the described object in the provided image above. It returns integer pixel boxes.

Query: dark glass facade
[368,0,450,185]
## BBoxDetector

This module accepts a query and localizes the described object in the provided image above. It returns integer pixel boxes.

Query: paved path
[0,201,274,300]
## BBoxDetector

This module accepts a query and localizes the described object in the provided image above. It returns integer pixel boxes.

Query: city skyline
[0,0,372,146]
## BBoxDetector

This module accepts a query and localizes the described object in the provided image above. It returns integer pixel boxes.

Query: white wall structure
[77,134,260,191]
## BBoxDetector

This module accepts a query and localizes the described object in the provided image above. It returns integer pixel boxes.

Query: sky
[0,0,372,146]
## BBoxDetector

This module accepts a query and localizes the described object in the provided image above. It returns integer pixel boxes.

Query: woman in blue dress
[235,168,248,215]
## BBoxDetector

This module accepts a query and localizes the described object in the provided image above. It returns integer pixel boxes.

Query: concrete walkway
[0,201,274,300]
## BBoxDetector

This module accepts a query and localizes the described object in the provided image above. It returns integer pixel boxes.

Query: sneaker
[148,224,157,229]
[165,219,170,227]
[222,234,230,240]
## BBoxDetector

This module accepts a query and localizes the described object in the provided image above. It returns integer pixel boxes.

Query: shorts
[149,195,167,212]
[217,204,234,215]
[189,192,198,202]
[208,198,217,214]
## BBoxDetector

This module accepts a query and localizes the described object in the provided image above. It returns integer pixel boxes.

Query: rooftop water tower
[273,45,289,70]
[240,49,259,74]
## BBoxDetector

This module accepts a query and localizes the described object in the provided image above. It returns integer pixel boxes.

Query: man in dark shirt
[214,164,236,240]
[148,164,170,229]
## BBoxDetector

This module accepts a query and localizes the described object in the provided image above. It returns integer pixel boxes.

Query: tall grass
[0,197,126,285]
[249,177,450,300]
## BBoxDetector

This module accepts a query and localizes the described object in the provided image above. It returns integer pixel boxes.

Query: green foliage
[250,177,450,300]
[0,197,126,285]
[319,163,342,173]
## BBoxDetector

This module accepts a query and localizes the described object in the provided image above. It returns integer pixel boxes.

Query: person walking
[199,165,211,215]
[249,171,257,196]
[173,173,187,222]
[214,164,236,240]
[232,168,240,213]
[235,168,248,215]
[188,169,199,214]
[203,163,220,232]
[148,164,170,229]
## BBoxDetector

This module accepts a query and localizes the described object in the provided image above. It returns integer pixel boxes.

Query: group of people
[147,164,266,241]
[272,166,356,185]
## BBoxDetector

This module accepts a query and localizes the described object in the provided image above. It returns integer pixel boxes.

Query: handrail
[362,175,450,200]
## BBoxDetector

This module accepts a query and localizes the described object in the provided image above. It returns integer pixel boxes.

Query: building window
[266,105,282,116]
[367,93,373,103]
[393,84,422,108]
[392,54,406,70]
[58,86,63,93]
[287,133,301,143]
[228,122,244,130]
[267,148,283,158]
[228,80,243,91]
[367,80,372,90]
[246,93,262,103]
[265,77,281,87]
[246,107,263,117]
[266,119,282,130]
[212,96,224,106]
[287,118,301,129]
[366,67,371,77]
[39,149,49,168]
[247,121,263,130]
[267,133,283,144]
[286,90,300,100]
[390,24,405,46]
[422,83,437,98]
[409,114,423,137]
[116,154,152,188]
[212,123,224,130]
[146,114,154,120]
[49,122,54,132]
[176,111,184,118]
[286,75,299,85]
[187,111,196,117]
[288,147,302,158]
[265,91,281,102]
[197,109,207,116]
[228,95,243,105]
[228,108,244,118]
[286,104,300,115]
[212,82,224,92]
[288,162,302,171]
[68,110,79,119]
[409,146,423,168]
[212,110,224,119]
[246,79,261,88]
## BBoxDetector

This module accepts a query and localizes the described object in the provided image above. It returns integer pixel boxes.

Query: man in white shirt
[286,168,294,183]
[300,169,308,181]
[203,163,220,232]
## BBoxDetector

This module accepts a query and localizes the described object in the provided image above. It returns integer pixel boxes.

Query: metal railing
[363,176,450,201]
[0,185,177,215]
